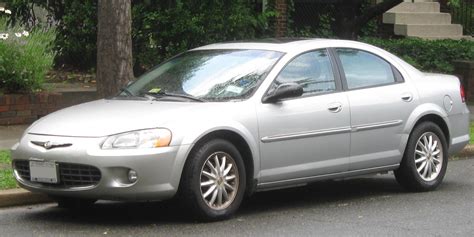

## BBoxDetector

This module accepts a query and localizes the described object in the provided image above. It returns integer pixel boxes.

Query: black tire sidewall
[401,122,448,190]
[181,139,246,220]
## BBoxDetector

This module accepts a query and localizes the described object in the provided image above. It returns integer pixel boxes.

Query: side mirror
[263,83,304,103]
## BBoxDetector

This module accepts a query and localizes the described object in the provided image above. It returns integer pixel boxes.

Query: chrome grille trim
[13,160,101,188]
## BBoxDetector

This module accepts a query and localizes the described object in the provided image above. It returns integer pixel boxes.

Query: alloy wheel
[200,152,239,210]
[414,132,443,182]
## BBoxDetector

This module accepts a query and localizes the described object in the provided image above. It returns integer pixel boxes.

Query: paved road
[1,159,473,237]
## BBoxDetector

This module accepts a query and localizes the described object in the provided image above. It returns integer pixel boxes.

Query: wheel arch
[405,104,450,148]
[182,129,258,196]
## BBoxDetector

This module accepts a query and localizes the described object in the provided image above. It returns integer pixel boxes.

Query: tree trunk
[96,0,134,98]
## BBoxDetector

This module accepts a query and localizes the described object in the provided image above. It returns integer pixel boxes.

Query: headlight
[101,128,172,149]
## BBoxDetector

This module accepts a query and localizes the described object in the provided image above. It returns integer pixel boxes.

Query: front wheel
[395,122,448,191]
[179,139,246,221]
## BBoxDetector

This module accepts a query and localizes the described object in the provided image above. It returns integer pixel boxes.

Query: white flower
[22,31,29,37]
[5,9,11,14]
[0,33,8,40]
[15,32,22,38]
[0,7,4,12]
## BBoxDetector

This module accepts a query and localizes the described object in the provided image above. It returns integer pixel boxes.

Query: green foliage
[5,0,274,72]
[0,150,11,164]
[0,16,56,93]
[362,37,474,74]
[0,150,16,190]
[132,0,275,72]
[54,0,97,69]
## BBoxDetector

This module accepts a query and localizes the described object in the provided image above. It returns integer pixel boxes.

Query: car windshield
[124,49,284,102]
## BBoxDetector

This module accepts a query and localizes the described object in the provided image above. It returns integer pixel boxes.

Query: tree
[334,0,403,39]
[96,0,134,98]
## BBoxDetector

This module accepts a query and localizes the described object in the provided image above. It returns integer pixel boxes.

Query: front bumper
[11,133,191,201]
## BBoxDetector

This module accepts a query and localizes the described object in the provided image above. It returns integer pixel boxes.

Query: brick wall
[0,91,97,126]
[275,0,288,37]
[0,93,63,125]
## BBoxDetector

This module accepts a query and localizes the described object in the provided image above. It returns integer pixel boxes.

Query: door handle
[401,93,413,102]
[327,103,342,113]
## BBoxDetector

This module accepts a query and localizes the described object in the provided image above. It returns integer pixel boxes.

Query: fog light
[128,170,138,183]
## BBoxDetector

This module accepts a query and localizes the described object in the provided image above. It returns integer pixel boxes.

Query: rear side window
[269,49,336,96]
[335,48,396,89]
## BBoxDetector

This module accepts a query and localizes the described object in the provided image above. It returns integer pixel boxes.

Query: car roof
[193,38,362,53]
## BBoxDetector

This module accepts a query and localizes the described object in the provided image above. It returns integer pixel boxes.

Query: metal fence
[449,0,473,35]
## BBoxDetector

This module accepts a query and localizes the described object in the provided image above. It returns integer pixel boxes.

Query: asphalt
[0,158,473,236]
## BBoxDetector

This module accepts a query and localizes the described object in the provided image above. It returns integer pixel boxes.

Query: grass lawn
[470,122,474,144]
[0,150,17,190]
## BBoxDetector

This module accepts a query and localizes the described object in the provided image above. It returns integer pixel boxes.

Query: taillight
[460,84,466,103]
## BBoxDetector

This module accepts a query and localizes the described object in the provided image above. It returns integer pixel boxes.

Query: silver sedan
[11,39,470,220]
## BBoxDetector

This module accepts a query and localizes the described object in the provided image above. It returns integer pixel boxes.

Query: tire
[51,196,97,209]
[179,139,246,221]
[395,121,448,192]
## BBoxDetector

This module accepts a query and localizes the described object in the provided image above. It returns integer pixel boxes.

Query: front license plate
[29,161,59,184]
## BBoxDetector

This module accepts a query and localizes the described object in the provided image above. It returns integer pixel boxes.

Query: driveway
[0,158,473,236]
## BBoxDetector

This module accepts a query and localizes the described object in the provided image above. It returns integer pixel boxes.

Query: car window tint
[270,49,336,96]
[336,48,395,89]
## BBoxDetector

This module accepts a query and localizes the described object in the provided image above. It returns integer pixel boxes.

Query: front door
[257,49,351,184]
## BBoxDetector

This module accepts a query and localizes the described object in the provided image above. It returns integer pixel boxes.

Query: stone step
[383,12,451,25]
[403,0,434,2]
[387,2,440,13]
[394,24,463,38]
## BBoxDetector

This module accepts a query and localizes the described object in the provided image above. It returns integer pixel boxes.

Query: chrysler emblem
[31,141,72,150]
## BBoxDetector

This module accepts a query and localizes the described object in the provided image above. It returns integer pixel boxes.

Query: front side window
[268,49,336,96]
[336,48,396,89]
[125,49,283,101]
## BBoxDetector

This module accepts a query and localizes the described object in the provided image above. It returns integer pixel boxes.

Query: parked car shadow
[24,174,418,225]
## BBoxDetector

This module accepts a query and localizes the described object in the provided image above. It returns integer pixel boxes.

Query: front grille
[14,160,101,188]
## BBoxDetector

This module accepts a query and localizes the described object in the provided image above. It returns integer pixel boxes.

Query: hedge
[362,37,474,74]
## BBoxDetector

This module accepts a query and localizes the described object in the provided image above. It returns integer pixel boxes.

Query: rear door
[332,48,418,170]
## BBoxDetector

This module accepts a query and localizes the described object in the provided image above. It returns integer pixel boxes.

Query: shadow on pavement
[23,175,407,225]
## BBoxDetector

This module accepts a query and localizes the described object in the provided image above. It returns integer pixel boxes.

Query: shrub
[0,10,56,93]
[363,37,474,74]
[132,0,275,73]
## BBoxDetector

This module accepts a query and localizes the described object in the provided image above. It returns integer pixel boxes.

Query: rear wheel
[179,139,246,221]
[395,122,448,191]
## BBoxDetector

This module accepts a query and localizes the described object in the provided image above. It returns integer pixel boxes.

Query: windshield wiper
[120,87,135,97]
[145,91,206,102]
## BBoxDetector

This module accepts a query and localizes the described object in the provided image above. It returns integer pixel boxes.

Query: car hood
[27,99,199,137]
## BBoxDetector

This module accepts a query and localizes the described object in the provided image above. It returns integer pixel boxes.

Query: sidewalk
[0,125,29,150]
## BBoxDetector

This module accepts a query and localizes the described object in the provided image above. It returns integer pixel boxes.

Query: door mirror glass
[263,83,304,103]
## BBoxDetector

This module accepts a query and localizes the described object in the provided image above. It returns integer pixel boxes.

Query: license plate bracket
[29,161,59,184]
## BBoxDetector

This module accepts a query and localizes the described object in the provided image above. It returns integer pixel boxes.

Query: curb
[455,144,474,158]
[1,145,474,208]
[0,188,52,208]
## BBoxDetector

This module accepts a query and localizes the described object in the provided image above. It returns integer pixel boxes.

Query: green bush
[132,0,275,73]
[0,16,56,93]
[363,37,474,74]
[5,0,274,73]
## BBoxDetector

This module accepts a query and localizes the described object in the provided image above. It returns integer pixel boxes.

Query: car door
[257,49,351,184]
[333,48,418,170]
